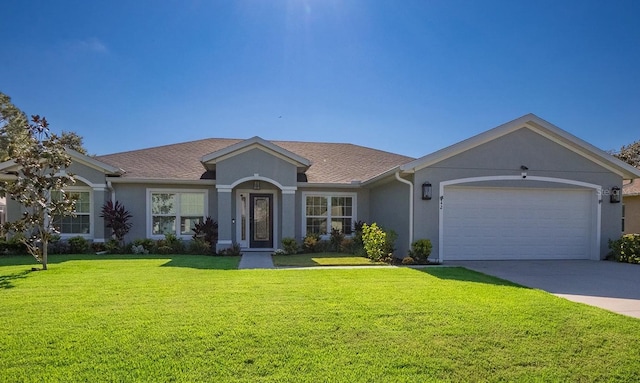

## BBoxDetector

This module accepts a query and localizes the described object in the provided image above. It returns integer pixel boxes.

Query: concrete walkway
[449,260,640,319]
[238,252,275,269]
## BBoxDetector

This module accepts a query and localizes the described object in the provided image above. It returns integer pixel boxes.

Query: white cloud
[65,38,109,54]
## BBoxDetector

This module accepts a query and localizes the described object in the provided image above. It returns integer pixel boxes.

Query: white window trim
[301,191,357,239]
[53,186,93,239]
[146,189,209,239]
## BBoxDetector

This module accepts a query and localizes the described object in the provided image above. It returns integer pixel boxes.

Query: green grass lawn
[272,252,386,267]
[1,254,639,382]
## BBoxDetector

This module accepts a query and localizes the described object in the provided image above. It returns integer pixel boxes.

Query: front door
[249,194,273,248]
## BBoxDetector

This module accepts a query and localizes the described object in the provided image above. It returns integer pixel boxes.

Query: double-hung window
[149,190,206,237]
[303,193,356,236]
[52,189,92,236]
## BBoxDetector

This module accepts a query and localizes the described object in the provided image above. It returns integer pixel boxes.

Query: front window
[150,191,206,237]
[304,194,355,236]
[52,190,91,235]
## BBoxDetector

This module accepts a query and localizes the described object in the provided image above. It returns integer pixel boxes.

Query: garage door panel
[443,187,593,261]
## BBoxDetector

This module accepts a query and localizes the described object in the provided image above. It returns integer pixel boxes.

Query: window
[149,191,206,237]
[304,193,355,236]
[52,190,91,235]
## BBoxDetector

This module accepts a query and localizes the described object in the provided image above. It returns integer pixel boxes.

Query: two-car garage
[441,185,597,261]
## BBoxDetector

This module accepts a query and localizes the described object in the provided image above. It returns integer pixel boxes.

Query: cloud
[65,38,109,54]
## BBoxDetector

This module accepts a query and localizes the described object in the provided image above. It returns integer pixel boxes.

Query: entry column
[216,186,233,251]
[281,189,296,241]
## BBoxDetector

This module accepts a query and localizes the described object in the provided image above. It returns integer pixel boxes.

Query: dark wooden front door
[249,194,273,248]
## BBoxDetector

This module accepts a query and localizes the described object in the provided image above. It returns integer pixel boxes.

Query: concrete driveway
[448,260,640,319]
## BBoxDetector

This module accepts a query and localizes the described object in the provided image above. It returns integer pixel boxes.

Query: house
[2,113,640,261]
[0,197,5,227]
[623,180,640,234]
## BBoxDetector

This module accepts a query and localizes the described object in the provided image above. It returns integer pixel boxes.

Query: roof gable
[201,136,311,170]
[400,113,640,179]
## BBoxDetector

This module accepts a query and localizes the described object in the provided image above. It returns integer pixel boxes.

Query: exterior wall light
[610,186,621,203]
[422,182,432,200]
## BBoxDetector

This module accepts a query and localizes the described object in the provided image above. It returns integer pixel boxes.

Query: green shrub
[91,242,106,253]
[303,233,321,253]
[188,238,212,255]
[68,236,90,254]
[132,238,155,251]
[131,244,149,255]
[155,233,184,254]
[217,242,242,256]
[0,234,28,255]
[609,234,640,264]
[330,228,344,252]
[281,237,299,255]
[105,239,122,254]
[362,223,394,262]
[402,256,415,265]
[409,239,433,263]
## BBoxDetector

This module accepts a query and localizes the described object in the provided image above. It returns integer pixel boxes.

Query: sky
[1,0,639,158]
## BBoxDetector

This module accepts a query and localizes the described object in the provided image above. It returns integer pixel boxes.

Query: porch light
[253,181,260,190]
[610,186,621,203]
[422,182,432,200]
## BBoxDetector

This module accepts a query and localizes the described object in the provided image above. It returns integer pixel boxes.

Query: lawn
[272,252,386,267]
[1,254,639,382]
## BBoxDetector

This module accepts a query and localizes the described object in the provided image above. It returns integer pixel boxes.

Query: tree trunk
[42,238,48,270]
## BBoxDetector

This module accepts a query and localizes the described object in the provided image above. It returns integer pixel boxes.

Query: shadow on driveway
[448,260,640,318]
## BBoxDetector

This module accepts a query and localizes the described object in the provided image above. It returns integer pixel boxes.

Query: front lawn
[1,254,639,382]
[272,252,386,267]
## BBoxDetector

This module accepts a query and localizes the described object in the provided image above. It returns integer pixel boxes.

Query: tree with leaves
[0,95,77,270]
[613,140,640,168]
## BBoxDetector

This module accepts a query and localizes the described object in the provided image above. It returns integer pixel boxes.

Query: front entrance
[249,193,273,248]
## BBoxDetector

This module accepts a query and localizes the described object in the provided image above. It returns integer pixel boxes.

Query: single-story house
[0,197,5,227]
[623,179,640,234]
[2,113,640,261]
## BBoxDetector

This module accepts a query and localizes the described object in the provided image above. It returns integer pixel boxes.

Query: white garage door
[442,187,594,261]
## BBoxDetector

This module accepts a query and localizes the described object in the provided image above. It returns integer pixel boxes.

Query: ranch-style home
[2,114,640,261]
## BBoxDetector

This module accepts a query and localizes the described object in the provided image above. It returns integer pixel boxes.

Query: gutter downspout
[107,180,115,202]
[395,171,413,248]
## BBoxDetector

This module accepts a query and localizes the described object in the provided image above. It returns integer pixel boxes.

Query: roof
[623,179,640,197]
[96,138,414,184]
[400,113,640,180]
[201,136,311,169]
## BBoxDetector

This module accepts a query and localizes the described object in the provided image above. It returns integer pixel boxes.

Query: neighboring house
[623,179,640,234]
[2,113,640,261]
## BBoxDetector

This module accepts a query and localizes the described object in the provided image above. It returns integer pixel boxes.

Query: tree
[59,131,87,154]
[613,140,640,168]
[0,93,30,162]
[0,98,76,270]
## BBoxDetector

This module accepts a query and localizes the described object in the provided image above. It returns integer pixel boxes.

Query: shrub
[409,239,433,264]
[281,237,299,255]
[155,233,184,254]
[217,242,242,256]
[105,239,122,254]
[68,236,90,254]
[132,238,155,251]
[330,228,344,252]
[272,249,286,256]
[91,242,106,253]
[362,223,392,262]
[192,217,218,246]
[0,234,28,255]
[131,244,149,255]
[402,256,415,265]
[609,234,640,264]
[48,235,69,255]
[100,201,133,246]
[303,233,321,253]
[188,238,212,255]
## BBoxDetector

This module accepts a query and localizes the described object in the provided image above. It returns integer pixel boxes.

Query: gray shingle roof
[96,138,414,184]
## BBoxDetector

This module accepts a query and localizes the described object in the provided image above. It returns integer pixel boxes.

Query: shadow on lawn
[415,266,528,288]
[0,254,240,271]
[0,269,32,290]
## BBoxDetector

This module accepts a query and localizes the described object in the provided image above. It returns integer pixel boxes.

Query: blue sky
[1,0,639,158]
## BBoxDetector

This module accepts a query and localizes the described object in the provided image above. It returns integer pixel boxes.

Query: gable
[401,114,640,180]
[215,147,298,187]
